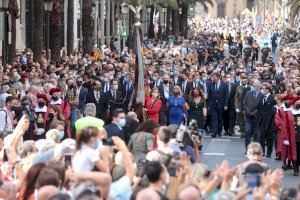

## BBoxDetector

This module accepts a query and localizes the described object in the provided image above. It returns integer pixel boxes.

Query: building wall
[202,0,247,18]
[16,0,26,51]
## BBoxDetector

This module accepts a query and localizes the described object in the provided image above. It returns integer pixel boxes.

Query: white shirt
[94,91,101,102]
[76,86,82,96]
[0,107,14,133]
[73,145,100,172]
[163,84,170,99]
[109,176,132,200]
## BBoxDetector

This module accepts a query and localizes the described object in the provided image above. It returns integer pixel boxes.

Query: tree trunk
[148,5,155,39]
[180,4,188,38]
[82,0,94,54]
[67,0,74,55]
[166,7,171,37]
[172,9,179,37]
[50,0,63,63]
[7,0,18,64]
[33,0,44,62]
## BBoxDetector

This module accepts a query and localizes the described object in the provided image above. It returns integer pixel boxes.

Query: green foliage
[124,0,178,9]
[287,0,300,18]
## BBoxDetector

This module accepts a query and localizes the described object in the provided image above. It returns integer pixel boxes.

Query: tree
[7,0,18,64]
[82,0,94,54]
[287,0,300,27]
[178,0,213,37]
[32,0,44,62]
[49,0,63,62]
[125,0,178,39]
[67,0,74,55]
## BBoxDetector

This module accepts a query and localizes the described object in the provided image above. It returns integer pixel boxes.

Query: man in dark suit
[86,80,107,120]
[104,108,126,141]
[170,69,182,86]
[189,73,202,90]
[121,76,134,112]
[101,73,111,93]
[223,74,237,136]
[207,73,229,137]
[243,80,263,150]
[258,82,276,157]
[158,74,174,125]
[180,73,192,98]
[105,80,124,123]
[75,77,89,114]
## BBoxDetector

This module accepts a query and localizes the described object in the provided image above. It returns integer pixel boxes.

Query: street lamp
[44,0,54,62]
[121,2,129,50]
[0,0,9,67]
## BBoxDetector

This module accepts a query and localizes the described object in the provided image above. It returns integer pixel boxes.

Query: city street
[202,135,298,188]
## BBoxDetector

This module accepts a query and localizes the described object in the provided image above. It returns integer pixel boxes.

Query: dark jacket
[86,90,107,120]
[207,81,229,110]
[104,123,125,141]
[243,91,263,123]
[258,94,276,129]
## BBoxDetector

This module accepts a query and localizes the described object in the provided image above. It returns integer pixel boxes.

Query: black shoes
[294,167,299,176]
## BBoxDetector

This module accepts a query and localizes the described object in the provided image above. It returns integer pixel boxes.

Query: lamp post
[94,0,100,46]
[0,0,9,67]
[44,0,54,62]
[162,7,167,38]
[146,6,151,35]
[121,2,129,50]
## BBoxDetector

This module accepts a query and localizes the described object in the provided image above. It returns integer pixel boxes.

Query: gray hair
[84,103,96,116]
[46,129,61,144]
[18,140,36,158]
[29,85,39,93]
[13,82,23,91]
[1,85,10,93]
[247,142,263,157]
[127,111,138,121]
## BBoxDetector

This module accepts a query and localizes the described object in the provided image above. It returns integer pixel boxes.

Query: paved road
[201,135,298,188]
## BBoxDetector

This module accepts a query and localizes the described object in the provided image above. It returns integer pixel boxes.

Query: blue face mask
[58,131,64,139]
[117,118,126,128]
[92,140,99,150]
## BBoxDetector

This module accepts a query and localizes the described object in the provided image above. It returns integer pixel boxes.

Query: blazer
[101,82,110,93]
[76,87,88,112]
[180,81,192,97]
[235,85,251,111]
[243,91,263,123]
[122,82,135,99]
[158,83,174,107]
[207,81,229,109]
[258,94,276,128]
[227,82,237,109]
[105,90,124,113]
[104,123,125,141]
[86,90,107,119]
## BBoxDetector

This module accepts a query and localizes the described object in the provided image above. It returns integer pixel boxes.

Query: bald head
[136,188,161,200]
[179,185,201,200]
[37,185,59,200]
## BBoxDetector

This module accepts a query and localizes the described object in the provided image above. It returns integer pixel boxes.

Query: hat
[49,88,61,95]
[21,73,31,79]
[75,116,104,132]
[37,93,48,102]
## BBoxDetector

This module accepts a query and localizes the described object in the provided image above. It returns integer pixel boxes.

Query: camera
[175,119,204,151]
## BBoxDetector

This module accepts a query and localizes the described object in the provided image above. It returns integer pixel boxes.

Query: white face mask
[113,85,118,90]
[117,118,126,128]
[152,92,159,98]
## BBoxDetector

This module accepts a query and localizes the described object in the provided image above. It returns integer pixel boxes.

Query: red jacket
[283,95,300,105]
[145,96,162,123]
[275,108,297,161]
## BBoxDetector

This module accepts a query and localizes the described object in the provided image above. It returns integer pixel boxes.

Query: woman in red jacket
[144,87,162,123]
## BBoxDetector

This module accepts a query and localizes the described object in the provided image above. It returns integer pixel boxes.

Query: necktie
[105,84,108,92]
[228,83,231,94]
[263,96,267,104]
[183,82,186,93]
[113,91,116,101]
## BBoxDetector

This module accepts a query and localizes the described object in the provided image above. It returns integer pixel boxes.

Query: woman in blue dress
[167,86,187,125]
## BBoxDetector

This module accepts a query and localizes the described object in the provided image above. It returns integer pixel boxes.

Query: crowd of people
[0,15,299,199]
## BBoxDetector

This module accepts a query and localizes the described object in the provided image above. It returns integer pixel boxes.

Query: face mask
[170,72,174,76]
[58,130,64,139]
[103,78,109,83]
[117,118,126,128]
[152,93,159,98]
[92,139,99,150]
[251,86,256,92]
[260,89,266,95]
[163,80,169,85]
[174,92,180,97]
[226,78,231,83]
[295,104,300,109]
[195,78,200,83]
[77,81,83,87]
[11,106,23,116]
[202,77,207,81]
[38,102,46,108]
[285,102,291,108]
[153,77,157,81]
[69,84,75,89]
[22,104,30,110]
[52,96,59,101]
[113,85,118,90]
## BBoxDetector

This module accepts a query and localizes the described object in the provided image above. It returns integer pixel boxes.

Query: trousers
[245,121,260,149]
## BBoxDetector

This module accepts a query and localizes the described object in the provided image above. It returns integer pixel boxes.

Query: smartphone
[244,173,260,189]
[3,149,8,162]
[64,155,72,169]
[102,137,114,146]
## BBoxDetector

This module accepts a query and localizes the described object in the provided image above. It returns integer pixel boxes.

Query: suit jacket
[158,83,174,108]
[104,123,125,141]
[101,82,110,93]
[235,85,251,111]
[76,87,88,112]
[243,91,263,122]
[258,94,276,129]
[189,82,202,90]
[122,82,134,99]
[207,81,229,110]
[105,90,124,113]
[180,81,192,97]
[227,82,237,109]
[171,75,182,86]
[86,90,107,119]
